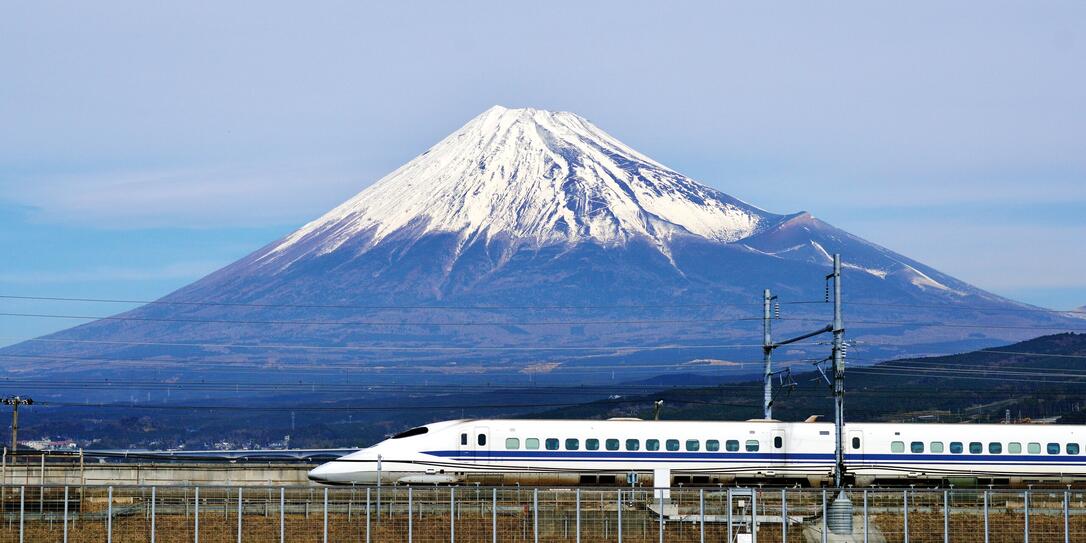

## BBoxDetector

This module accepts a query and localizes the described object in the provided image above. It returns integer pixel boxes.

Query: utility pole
[2,397,33,464]
[829,254,845,488]
[762,288,778,419]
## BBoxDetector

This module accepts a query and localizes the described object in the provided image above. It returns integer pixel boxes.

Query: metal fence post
[727,488,733,541]
[903,489,909,543]
[280,487,285,543]
[323,487,329,543]
[1024,489,1030,543]
[943,490,949,543]
[19,486,24,543]
[658,487,664,543]
[575,487,581,543]
[107,486,113,543]
[863,490,868,543]
[533,488,539,543]
[822,489,828,543]
[365,487,371,543]
[1064,491,1070,543]
[63,485,69,543]
[752,488,758,543]
[151,486,157,543]
[450,486,456,543]
[492,487,497,543]
[408,486,413,543]
[781,488,787,543]
[237,487,243,543]
[983,490,989,543]
[700,489,705,543]
[617,489,623,542]
[194,486,201,543]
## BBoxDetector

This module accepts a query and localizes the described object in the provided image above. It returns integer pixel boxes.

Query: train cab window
[891,441,905,453]
[1048,443,1060,455]
[666,439,680,452]
[686,440,700,451]
[586,439,600,451]
[478,434,487,446]
[626,439,640,451]
[566,439,579,450]
[774,436,783,449]
[525,438,539,450]
[606,439,620,451]
[969,442,983,454]
[392,427,429,439]
[1068,443,1080,455]
[1028,442,1041,454]
[745,440,760,452]
[461,433,468,446]
[726,440,740,452]
[930,442,944,453]
[852,437,861,450]
[911,442,924,453]
[545,438,559,450]
[988,442,1001,454]
[950,442,963,454]
[707,440,720,452]
[505,438,520,450]
[646,439,660,451]
[1008,442,1022,454]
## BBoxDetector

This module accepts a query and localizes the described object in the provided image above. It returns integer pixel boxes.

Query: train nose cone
[308,462,352,484]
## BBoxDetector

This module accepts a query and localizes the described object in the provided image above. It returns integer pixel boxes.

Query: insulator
[824,281,830,302]
[774,302,780,319]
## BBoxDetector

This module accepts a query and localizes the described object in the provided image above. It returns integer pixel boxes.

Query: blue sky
[2,1,1084,346]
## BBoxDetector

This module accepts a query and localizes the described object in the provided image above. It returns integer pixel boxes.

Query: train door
[771,429,786,473]
[848,430,864,465]
[473,426,491,463]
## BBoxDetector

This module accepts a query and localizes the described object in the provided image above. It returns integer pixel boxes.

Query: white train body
[308,418,1086,487]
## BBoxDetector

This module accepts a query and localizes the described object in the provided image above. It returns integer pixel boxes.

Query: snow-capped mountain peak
[260,106,777,265]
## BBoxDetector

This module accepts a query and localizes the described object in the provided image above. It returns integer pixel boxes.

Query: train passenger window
[1068,444,1080,455]
[1028,443,1041,454]
[851,437,861,450]
[606,439,620,451]
[911,442,924,453]
[586,439,599,451]
[726,440,740,452]
[626,439,640,451]
[707,440,720,452]
[526,438,539,450]
[505,438,520,450]
[686,440,700,451]
[461,433,468,446]
[1048,443,1060,454]
[745,440,760,452]
[988,442,1001,454]
[774,436,783,449]
[566,439,579,450]
[930,442,944,453]
[891,441,904,453]
[478,434,487,446]
[646,439,660,451]
[1008,442,1022,454]
[969,442,982,454]
[545,438,559,450]
[950,442,963,454]
[666,439,680,452]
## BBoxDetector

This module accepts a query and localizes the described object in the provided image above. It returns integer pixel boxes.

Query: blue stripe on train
[422,449,1086,465]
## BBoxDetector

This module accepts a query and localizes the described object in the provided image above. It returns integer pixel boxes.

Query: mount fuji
[2,106,1077,390]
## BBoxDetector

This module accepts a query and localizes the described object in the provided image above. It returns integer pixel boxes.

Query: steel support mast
[830,254,845,487]
[762,288,775,420]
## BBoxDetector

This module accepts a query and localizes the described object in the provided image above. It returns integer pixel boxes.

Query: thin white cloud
[0,261,222,284]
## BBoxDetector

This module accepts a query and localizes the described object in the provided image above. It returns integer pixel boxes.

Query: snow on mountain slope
[258,106,778,267]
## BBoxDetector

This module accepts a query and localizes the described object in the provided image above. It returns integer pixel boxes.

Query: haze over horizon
[2,1,1084,346]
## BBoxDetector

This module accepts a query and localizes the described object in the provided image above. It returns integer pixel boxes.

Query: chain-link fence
[0,484,1084,542]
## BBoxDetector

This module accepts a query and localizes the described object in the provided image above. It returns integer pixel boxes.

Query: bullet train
[308,418,1086,488]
